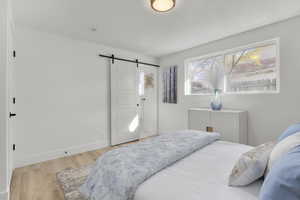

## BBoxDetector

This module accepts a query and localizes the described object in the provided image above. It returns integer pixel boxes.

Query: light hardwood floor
[10,140,142,200]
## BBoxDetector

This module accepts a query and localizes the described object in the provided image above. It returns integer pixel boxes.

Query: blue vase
[210,89,222,111]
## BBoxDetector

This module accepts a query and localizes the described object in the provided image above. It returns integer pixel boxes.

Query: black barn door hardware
[99,54,160,68]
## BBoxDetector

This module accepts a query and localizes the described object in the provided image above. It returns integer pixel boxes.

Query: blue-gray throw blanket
[80,130,220,200]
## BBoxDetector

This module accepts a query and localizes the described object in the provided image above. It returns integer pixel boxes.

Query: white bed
[134,141,262,200]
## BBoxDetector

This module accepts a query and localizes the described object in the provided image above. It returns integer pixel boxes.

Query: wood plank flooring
[10,140,144,200]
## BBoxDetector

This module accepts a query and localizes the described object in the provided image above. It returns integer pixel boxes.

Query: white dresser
[188,108,248,144]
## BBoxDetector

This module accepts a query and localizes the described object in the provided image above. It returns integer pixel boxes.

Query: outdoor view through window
[185,40,279,95]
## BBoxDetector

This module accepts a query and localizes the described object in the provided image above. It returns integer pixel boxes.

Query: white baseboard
[14,140,109,168]
[0,190,9,200]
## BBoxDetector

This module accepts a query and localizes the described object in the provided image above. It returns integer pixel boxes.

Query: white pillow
[267,132,300,172]
[228,141,276,186]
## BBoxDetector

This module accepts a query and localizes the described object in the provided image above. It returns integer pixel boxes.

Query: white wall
[158,16,300,146]
[15,26,157,167]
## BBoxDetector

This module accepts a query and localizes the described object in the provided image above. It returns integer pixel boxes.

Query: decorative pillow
[278,123,300,141]
[228,141,276,187]
[267,132,300,172]
[259,146,300,200]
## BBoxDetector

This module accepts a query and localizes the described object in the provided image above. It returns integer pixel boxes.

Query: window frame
[184,38,280,96]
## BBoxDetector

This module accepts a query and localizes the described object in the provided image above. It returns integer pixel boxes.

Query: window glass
[224,44,277,93]
[186,55,224,95]
[139,72,145,96]
[185,40,279,95]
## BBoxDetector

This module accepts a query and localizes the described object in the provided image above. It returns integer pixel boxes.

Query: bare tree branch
[229,50,247,74]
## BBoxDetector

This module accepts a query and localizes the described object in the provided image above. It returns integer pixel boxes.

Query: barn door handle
[9,112,16,118]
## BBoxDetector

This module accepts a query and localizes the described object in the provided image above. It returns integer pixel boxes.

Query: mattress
[134,141,262,200]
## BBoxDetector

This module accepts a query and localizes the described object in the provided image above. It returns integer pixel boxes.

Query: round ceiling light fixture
[151,0,176,12]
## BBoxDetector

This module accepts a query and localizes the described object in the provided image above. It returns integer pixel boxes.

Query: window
[185,39,279,95]
[185,55,224,95]
[139,71,145,96]
[224,43,278,93]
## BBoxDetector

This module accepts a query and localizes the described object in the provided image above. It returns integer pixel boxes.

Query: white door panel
[111,60,140,145]
[116,110,139,141]
[118,93,137,106]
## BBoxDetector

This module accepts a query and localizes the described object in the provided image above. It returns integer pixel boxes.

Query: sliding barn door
[111,60,140,145]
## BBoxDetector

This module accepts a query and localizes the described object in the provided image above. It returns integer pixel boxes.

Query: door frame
[138,64,159,138]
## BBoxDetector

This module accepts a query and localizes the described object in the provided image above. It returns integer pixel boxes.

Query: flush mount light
[151,0,176,12]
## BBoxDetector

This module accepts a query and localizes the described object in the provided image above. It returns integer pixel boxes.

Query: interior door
[139,65,158,138]
[111,60,140,145]
[7,20,16,177]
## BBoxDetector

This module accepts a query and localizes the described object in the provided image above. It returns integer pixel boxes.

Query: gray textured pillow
[229,141,276,187]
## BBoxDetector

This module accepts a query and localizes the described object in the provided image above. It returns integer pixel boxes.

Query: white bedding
[134,141,262,200]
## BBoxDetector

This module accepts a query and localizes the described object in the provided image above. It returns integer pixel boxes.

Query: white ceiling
[13,0,300,57]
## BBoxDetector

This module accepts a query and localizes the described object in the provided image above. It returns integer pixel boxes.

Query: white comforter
[134,141,262,200]
[80,131,220,200]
